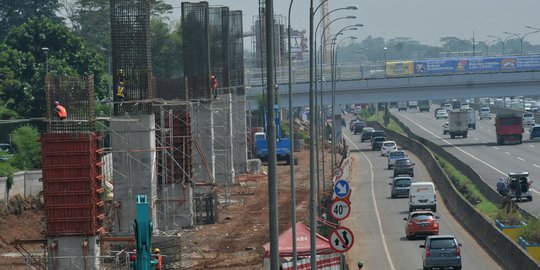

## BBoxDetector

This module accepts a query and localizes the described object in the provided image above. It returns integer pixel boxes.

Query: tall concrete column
[192,102,215,183]
[233,95,248,174]
[47,236,100,269]
[111,115,157,234]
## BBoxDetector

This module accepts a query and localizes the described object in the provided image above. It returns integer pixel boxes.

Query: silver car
[420,235,462,270]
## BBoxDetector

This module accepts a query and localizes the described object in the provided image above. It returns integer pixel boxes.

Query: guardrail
[367,117,539,269]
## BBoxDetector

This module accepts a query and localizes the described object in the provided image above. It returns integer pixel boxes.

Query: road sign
[329,226,355,253]
[329,198,351,221]
[333,167,343,178]
[333,179,350,198]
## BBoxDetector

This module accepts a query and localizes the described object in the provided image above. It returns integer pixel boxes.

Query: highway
[392,106,540,217]
[341,127,502,270]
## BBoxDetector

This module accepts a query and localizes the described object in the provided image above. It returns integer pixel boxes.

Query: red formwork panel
[41,133,105,236]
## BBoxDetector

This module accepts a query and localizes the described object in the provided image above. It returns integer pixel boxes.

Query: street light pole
[308,1,317,268]
[287,1,298,268]
[487,35,504,55]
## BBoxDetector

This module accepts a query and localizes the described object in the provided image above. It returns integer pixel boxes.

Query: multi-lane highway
[341,127,502,270]
[392,106,540,217]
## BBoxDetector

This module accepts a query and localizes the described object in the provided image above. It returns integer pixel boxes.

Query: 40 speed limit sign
[328,198,351,221]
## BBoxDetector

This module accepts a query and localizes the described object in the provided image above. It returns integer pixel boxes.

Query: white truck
[397,101,408,111]
[448,111,469,138]
[408,100,418,110]
[466,109,476,129]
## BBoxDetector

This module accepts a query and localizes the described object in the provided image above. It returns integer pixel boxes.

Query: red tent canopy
[263,223,333,258]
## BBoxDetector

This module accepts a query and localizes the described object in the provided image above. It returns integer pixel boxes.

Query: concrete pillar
[233,95,248,174]
[160,183,194,229]
[212,95,234,186]
[192,102,215,183]
[47,236,100,270]
[111,115,157,235]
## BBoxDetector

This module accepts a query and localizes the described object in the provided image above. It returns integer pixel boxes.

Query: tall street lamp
[487,35,505,55]
[42,47,50,74]
[504,30,540,55]
[287,1,298,268]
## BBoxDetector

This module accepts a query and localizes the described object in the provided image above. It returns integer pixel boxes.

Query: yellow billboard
[386,61,414,77]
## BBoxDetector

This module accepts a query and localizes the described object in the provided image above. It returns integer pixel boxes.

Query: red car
[404,211,439,240]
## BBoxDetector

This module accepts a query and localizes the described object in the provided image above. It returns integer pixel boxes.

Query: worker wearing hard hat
[154,248,163,270]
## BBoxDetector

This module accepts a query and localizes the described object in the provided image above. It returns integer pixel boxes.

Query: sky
[165,0,540,49]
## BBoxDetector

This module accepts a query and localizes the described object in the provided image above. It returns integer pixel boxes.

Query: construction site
[0,0,334,269]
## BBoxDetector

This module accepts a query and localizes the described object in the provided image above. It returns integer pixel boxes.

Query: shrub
[520,219,540,243]
[495,209,523,226]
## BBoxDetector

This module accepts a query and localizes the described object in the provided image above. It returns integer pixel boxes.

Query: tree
[151,18,182,78]
[10,125,41,170]
[440,37,473,53]
[0,0,63,39]
[1,16,107,117]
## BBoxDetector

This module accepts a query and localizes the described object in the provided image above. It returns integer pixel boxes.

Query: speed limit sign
[329,198,351,221]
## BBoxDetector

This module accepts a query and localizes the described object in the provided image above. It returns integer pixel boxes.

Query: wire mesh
[209,7,230,94]
[182,2,211,100]
[110,0,153,115]
[45,75,95,133]
[229,10,245,96]
[155,78,186,100]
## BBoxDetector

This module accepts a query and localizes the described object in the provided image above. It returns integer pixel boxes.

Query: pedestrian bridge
[245,71,540,108]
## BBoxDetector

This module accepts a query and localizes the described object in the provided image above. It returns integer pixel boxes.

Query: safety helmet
[357,261,363,268]
[54,101,60,106]
[154,248,160,253]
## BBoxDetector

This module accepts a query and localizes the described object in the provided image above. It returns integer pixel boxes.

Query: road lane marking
[482,141,487,144]
[534,164,540,169]
[344,133,396,270]
[493,147,499,150]
[398,114,540,195]
[504,152,511,155]
[474,138,479,141]
[530,145,536,148]
[487,129,491,132]
[517,157,525,161]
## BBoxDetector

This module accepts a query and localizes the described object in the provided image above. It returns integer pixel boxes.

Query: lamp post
[487,35,505,55]
[42,47,50,74]
[383,46,388,77]
[287,1,298,268]
[504,30,540,55]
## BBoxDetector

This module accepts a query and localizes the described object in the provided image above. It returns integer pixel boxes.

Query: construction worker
[115,70,126,102]
[357,260,364,269]
[54,101,67,120]
[210,72,218,99]
[154,248,163,270]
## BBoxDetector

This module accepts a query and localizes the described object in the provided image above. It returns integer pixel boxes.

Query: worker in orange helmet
[54,101,68,120]
[210,72,218,99]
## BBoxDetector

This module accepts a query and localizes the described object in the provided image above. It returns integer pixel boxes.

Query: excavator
[131,195,159,269]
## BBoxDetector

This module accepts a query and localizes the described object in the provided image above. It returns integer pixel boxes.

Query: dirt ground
[0,147,326,269]
[182,148,321,269]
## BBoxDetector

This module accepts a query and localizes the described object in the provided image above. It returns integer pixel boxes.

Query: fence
[0,170,42,201]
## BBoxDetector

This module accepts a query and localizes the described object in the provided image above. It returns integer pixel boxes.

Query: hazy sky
[166,0,540,47]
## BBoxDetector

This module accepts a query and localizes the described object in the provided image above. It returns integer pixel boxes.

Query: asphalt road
[341,127,502,270]
[392,106,540,217]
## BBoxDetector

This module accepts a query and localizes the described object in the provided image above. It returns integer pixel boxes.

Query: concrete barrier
[0,170,42,201]
[367,119,539,269]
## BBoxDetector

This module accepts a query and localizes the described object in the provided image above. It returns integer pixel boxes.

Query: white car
[443,122,449,135]
[479,106,491,120]
[436,110,448,119]
[523,112,535,126]
[380,141,397,156]
[443,104,453,112]
[387,150,407,169]
[460,102,470,110]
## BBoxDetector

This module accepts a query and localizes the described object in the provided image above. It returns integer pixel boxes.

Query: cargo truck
[397,101,408,111]
[408,100,418,110]
[418,100,430,112]
[254,105,292,164]
[448,111,468,138]
[466,109,476,129]
[495,114,524,145]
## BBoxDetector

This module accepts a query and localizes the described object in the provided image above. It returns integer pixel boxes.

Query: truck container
[408,100,418,109]
[418,100,430,112]
[495,114,524,145]
[448,111,468,138]
[466,109,476,129]
[397,101,408,111]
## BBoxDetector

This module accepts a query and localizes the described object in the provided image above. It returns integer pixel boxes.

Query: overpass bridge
[245,71,540,108]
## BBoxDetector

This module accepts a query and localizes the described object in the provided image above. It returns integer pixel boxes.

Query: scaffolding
[209,6,230,93]
[229,10,245,96]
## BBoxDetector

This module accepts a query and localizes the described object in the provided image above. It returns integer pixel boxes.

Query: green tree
[151,18,183,78]
[0,0,62,39]
[1,16,107,117]
[440,37,473,53]
[10,125,41,170]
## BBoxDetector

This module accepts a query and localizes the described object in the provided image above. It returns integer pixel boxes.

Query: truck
[407,100,418,110]
[495,114,524,145]
[254,105,292,164]
[448,111,468,138]
[418,100,430,112]
[466,109,476,129]
[397,101,408,111]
